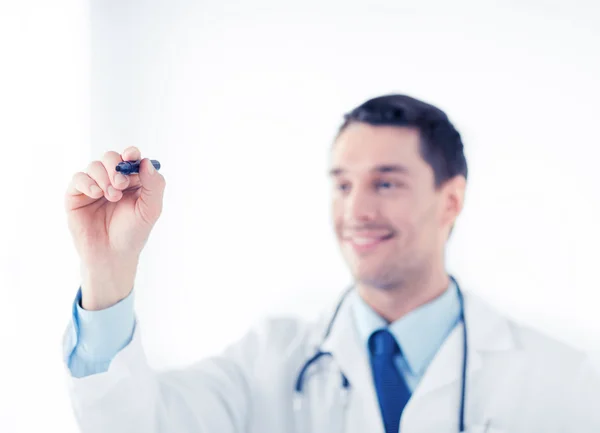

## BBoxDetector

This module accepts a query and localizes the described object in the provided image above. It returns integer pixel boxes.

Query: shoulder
[465,290,599,380]
[236,291,344,357]
[224,314,322,361]
[509,320,585,360]
[463,290,600,428]
[507,318,600,387]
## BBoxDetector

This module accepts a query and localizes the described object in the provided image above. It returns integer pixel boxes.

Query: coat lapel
[306,287,517,433]
[401,290,517,432]
[409,290,516,399]
[317,289,386,433]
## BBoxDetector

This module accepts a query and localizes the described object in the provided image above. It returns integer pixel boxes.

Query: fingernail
[108,186,118,196]
[114,173,127,184]
[147,160,156,175]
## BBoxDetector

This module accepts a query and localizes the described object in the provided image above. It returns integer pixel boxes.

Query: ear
[441,175,466,229]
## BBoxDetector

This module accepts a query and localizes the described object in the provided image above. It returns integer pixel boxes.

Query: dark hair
[338,94,468,187]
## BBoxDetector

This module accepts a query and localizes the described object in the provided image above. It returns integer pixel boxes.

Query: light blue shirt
[66,288,136,378]
[66,280,462,382]
[350,279,462,392]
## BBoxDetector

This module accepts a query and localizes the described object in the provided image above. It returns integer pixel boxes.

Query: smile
[344,233,394,253]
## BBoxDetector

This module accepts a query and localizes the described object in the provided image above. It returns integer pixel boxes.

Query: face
[330,123,464,290]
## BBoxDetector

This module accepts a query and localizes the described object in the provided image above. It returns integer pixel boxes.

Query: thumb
[136,158,166,224]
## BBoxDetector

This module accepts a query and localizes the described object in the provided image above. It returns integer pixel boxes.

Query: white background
[1,0,599,431]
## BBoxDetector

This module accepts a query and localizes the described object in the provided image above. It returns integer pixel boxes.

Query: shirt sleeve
[65,287,136,378]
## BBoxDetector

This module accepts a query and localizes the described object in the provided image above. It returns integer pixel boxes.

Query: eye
[336,182,351,192]
[376,181,396,190]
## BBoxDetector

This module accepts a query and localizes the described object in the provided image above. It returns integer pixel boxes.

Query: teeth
[352,237,382,245]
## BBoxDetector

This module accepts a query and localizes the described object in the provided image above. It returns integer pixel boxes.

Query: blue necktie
[369,329,411,433]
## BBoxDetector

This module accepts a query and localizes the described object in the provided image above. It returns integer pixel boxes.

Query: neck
[357,269,450,323]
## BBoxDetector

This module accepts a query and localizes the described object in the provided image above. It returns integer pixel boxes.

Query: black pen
[116,159,161,175]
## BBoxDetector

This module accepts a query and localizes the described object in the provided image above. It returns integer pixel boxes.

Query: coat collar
[310,284,517,426]
[351,280,461,378]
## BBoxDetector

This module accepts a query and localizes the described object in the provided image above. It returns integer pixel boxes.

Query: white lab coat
[62,289,600,433]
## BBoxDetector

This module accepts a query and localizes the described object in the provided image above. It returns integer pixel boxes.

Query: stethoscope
[293,276,468,432]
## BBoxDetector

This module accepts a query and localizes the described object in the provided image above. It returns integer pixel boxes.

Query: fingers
[65,148,162,215]
[65,168,113,211]
[101,150,130,192]
[121,146,141,162]
[136,158,167,224]
[86,160,124,202]
[67,171,105,199]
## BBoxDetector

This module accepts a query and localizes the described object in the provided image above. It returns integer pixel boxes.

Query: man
[63,94,600,433]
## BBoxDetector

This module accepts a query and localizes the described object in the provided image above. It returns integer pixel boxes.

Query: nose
[344,186,378,222]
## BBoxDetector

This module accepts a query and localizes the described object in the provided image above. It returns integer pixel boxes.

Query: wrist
[80,259,138,311]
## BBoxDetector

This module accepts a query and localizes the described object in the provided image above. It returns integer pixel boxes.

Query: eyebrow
[328,164,410,177]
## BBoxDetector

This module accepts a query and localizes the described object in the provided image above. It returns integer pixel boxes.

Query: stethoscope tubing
[294,276,468,431]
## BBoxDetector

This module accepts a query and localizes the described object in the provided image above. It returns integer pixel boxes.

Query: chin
[356,276,398,291]
[353,267,391,289]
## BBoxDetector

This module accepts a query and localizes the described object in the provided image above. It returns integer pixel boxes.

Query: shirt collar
[351,278,462,376]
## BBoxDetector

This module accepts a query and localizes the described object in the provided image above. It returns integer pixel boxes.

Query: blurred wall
[0,1,91,432]
[90,0,600,373]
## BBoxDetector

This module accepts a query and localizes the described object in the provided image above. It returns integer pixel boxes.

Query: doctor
[63,94,600,433]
